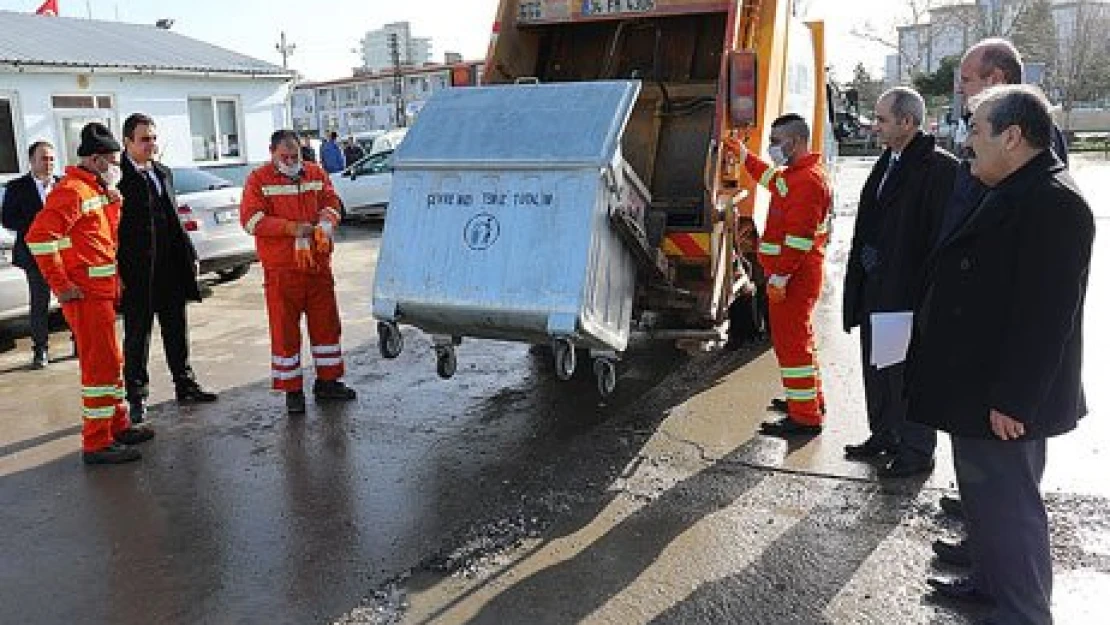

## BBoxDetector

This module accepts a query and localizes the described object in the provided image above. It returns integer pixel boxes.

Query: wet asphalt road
[1,155,1109,624]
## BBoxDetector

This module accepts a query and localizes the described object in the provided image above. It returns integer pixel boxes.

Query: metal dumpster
[372,80,649,396]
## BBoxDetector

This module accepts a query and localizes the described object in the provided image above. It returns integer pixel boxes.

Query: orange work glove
[314,222,334,256]
[294,235,316,270]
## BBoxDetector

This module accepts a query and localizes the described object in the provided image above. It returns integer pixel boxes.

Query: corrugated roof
[0,10,291,77]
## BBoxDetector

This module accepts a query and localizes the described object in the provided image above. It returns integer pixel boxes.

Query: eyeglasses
[138,136,157,143]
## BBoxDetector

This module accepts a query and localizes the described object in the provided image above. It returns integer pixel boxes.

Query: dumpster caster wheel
[378,322,403,359]
[435,346,457,379]
[594,359,617,399]
[554,339,576,381]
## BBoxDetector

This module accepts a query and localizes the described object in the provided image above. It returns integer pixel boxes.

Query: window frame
[0,91,26,178]
[187,95,245,165]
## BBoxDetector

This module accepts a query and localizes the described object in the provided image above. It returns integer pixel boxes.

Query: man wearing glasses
[117,113,217,423]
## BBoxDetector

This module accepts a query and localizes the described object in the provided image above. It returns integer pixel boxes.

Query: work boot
[82,443,142,465]
[313,379,357,402]
[31,347,49,370]
[286,390,307,415]
[115,424,155,446]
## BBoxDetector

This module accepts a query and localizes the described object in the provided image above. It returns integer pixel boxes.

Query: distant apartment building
[889,0,1110,84]
[291,59,485,136]
[360,22,432,73]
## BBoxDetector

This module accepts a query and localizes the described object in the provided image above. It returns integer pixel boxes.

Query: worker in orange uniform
[241,129,357,415]
[26,122,154,464]
[726,113,832,436]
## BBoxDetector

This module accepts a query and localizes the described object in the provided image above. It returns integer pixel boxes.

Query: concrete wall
[0,68,290,182]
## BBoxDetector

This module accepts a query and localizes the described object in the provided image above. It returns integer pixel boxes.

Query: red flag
[35,0,58,16]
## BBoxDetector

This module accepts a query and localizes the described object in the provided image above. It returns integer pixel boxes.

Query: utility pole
[275,31,296,70]
[388,32,406,128]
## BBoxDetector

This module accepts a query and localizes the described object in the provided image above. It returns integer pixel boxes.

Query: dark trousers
[24,263,52,351]
[953,435,1053,625]
[123,302,195,403]
[859,319,936,459]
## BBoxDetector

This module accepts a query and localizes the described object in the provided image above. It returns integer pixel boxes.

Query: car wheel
[217,264,251,283]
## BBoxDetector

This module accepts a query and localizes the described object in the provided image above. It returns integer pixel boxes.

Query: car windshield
[172,168,234,194]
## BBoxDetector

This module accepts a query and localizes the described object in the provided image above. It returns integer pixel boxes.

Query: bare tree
[1050,0,1110,119]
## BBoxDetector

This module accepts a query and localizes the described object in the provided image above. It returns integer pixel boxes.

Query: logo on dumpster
[464,213,501,250]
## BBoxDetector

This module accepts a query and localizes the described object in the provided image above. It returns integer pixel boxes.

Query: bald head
[960,38,1023,97]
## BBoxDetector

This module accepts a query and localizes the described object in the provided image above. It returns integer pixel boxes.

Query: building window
[0,96,19,175]
[188,97,242,163]
[51,94,114,110]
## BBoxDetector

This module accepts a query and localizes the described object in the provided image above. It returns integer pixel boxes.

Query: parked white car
[330,150,394,220]
[0,226,33,322]
[353,128,407,157]
[171,168,256,281]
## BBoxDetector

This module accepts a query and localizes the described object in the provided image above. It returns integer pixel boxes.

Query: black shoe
[176,384,218,404]
[768,397,827,415]
[940,495,965,519]
[82,443,142,465]
[844,437,895,459]
[926,575,993,605]
[31,348,48,369]
[759,415,823,436]
[115,424,155,446]
[313,379,357,401]
[129,400,147,425]
[932,538,972,567]
[878,454,935,478]
[286,391,306,415]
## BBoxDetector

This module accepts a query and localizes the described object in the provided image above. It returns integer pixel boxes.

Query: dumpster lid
[393,80,642,169]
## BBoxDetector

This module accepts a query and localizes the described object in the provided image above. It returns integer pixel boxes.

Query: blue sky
[2,0,898,81]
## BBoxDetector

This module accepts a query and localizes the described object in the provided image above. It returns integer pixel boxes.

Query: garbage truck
[372,0,833,396]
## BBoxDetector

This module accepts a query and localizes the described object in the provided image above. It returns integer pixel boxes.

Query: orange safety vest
[25,165,121,300]
[743,152,832,277]
[240,161,342,271]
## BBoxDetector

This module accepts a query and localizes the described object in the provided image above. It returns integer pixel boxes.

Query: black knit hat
[76,122,121,156]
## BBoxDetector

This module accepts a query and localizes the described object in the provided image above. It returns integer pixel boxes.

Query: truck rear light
[177,204,199,232]
[728,51,758,127]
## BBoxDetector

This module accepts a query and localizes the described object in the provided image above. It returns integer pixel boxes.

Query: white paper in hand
[869,311,914,369]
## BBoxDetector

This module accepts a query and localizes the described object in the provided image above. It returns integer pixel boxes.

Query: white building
[292,60,484,136]
[360,22,433,74]
[0,10,293,182]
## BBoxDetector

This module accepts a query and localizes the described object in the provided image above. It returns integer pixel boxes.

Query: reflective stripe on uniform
[314,357,343,367]
[775,177,789,197]
[272,354,301,367]
[87,264,116,278]
[58,236,73,250]
[244,212,265,235]
[784,235,815,252]
[758,167,778,189]
[81,195,110,214]
[322,207,342,223]
[311,344,342,356]
[82,385,120,399]
[785,387,819,401]
[260,181,325,197]
[83,406,117,419]
[781,365,817,380]
[271,369,303,381]
[759,242,782,256]
[28,240,60,255]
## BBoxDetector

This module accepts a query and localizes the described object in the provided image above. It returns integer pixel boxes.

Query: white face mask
[276,160,303,179]
[768,145,787,166]
[100,163,122,188]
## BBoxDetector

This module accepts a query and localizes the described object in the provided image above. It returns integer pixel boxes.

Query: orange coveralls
[240,162,345,392]
[743,152,832,425]
[26,166,130,451]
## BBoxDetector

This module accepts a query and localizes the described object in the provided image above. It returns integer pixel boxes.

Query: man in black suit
[117,113,216,423]
[1,140,60,368]
[910,84,1094,625]
[842,87,958,478]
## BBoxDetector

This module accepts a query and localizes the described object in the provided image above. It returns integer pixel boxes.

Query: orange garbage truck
[482,0,835,348]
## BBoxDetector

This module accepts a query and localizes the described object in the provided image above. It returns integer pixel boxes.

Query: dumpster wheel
[594,358,617,399]
[554,339,576,380]
[435,346,457,379]
[378,322,404,359]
